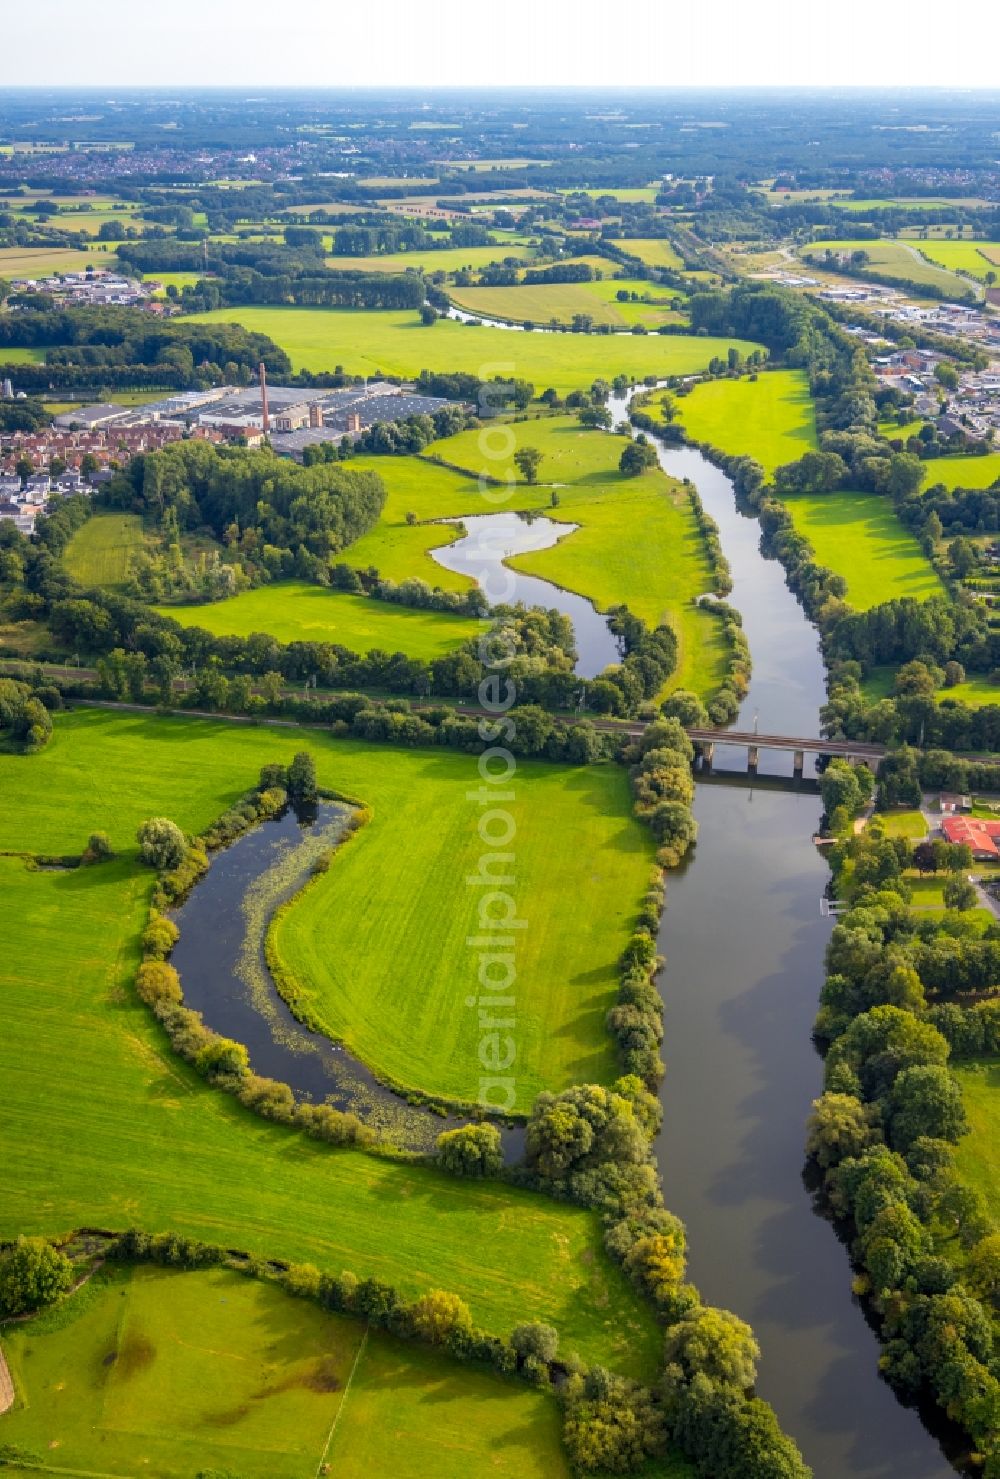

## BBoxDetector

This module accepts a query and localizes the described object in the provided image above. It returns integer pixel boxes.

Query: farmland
[611,238,684,269]
[912,240,1000,282]
[0,709,660,1376]
[0,244,119,276]
[798,239,973,297]
[0,1263,574,1479]
[447,276,686,328]
[779,491,944,608]
[63,512,146,589]
[157,581,481,660]
[666,369,818,476]
[327,243,536,275]
[183,305,763,392]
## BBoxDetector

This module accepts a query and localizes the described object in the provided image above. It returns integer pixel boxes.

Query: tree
[661,689,709,727]
[805,1093,879,1169]
[409,1289,473,1344]
[84,831,114,863]
[513,447,543,484]
[943,875,977,912]
[286,750,317,804]
[664,1305,759,1391]
[0,1236,73,1316]
[934,362,959,391]
[619,439,658,477]
[136,816,187,871]
[419,304,438,326]
[511,1321,559,1364]
[888,1064,968,1150]
[436,1122,503,1178]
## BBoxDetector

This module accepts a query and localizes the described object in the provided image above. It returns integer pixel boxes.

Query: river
[642,439,955,1477]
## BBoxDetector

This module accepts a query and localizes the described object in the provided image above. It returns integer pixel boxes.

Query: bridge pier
[700,740,714,771]
[793,749,804,777]
[747,744,759,775]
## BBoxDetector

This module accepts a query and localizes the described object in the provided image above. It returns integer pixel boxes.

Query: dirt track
[0,1341,14,1414]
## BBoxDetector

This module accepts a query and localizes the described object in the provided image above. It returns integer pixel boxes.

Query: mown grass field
[63,512,146,589]
[1,1263,576,1479]
[422,416,730,697]
[157,581,480,660]
[326,243,536,275]
[611,238,684,269]
[913,240,1000,282]
[184,305,762,393]
[921,454,1000,491]
[862,666,1000,708]
[668,369,818,476]
[799,239,972,297]
[0,346,45,363]
[0,709,660,1376]
[448,278,685,329]
[953,1060,1000,1217]
[780,492,944,609]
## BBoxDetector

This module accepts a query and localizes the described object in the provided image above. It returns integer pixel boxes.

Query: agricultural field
[952,1061,1000,1218]
[63,512,146,589]
[912,240,1000,282]
[157,581,481,660]
[835,196,994,212]
[666,369,818,476]
[143,270,211,294]
[0,244,119,276]
[779,491,944,609]
[563,186,661,203]
[448,277,686,328]
[0,1263,574,1479]
[0,708,660,1375]
[184,305,762,392]
[327,243,536,275]
[920,453,1000,491]
[798,239,973,297]
[0,346,45,363]
[611,238,684,269]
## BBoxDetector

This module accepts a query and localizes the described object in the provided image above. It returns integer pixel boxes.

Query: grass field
[0,1263,575,1479]
[0,245,120,277]
[183,306,762,393]
[0,709,659,1376]
[877,809,928,839]
[779,491,944,608]
[63,513,146,589]
[157,581,480,660]
[912,240,1000,283]
[799,240,973,298]
[921,454,1000,491]
[0,346,45,363]
[448,277,685,329]
[610,239,684,269]
[668,369,818,476]
[143,270,210,293]
[862,666,1000,708]
[953,1060,1000,1218]
[327,244,536,275]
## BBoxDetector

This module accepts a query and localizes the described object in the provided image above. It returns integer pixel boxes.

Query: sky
[2,0,998,89]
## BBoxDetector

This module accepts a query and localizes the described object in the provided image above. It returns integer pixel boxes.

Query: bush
[511,1321,559,1364]
[83,830,114,862]
[0,1236,73,1316]
[409,1289,474,1344]
[141,914,180,960]
[134,959,183,1007]
[436,1122,503,1178]
[136,816,187,870]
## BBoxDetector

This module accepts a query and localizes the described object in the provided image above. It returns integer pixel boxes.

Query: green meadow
[799,239,971,297]
[952,1061,1000,1218]
[184,305,762,392]
[448,277,685,329]
[913,240,1000,282]
[0,1263,574,1479]
[0,346,45,363]
[668,369,818,476]
[157,581,480,659]
[423,416,731,697]
[63,512,146,589]
[0,709,659,1375]
[0,244,124,277]
[611,239,684,270]
[327,243,536,275]
[921,454,1000,491]
[780,491,944,609]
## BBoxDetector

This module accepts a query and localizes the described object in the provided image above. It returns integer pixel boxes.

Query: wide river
[643,439,955,1477]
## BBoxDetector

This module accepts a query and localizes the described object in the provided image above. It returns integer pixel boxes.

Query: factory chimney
[258,361,270,434]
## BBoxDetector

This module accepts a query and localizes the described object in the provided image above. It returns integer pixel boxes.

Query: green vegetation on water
[0,1263,573,1479]
[63,513,146,590]
[157,580,481,660]
[0,709,660,1377]
[183,305,763,392]
[780,491,944,609]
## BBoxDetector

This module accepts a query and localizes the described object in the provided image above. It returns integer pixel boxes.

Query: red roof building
[941,815,1000,859]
